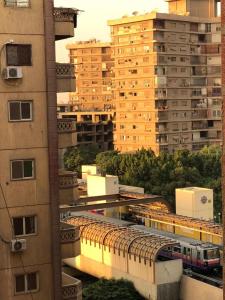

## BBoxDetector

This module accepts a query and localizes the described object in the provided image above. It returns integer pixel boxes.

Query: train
[68,211,221,273]
[132,225,221,272]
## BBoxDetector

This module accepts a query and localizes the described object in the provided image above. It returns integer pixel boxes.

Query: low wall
[180,275,223,300]
[64,237,182,300]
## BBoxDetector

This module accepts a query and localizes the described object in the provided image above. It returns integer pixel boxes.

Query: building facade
[58,111,114,151]
[67,40,114,111]
[108,0,221,153]
[0,1,80,299]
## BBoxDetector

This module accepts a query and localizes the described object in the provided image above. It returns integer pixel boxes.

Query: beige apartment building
[67,40,114,111]
[108,0,221,153]
[58,111,114,151]
[0,1,81,300]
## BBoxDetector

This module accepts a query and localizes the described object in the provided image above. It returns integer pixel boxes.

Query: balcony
[59,171,79,205]
[58,119,77,149]
[56,63,76,93]
[60,222,80,259]
[62,273,82,300]
[54,7,78,40]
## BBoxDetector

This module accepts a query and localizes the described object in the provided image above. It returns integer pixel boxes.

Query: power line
[0,182,34,300]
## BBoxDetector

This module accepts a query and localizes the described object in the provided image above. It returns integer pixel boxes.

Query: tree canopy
[95,146,222,218]
[82,278,144,300]
[64,144,100,174]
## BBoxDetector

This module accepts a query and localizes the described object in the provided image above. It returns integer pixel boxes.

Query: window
[6,44,32,66]
[15,273,39,294]
[9,101,32,121]
[4,0,30,7]
[11,159,35,180]
[13,216,36,236]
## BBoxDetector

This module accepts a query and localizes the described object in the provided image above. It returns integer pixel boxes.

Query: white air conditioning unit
[11,239,26,252]
[4,66,23,79]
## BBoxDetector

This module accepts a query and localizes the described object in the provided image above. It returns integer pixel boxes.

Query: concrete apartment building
[108,0,221,153]
[58,111,114,151]
[67,40,114,111]
[57,41,115,152]
[0,1,81,299]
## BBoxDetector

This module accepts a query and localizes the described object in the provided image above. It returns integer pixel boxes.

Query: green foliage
[96,146,222,217]
[64,144,100,174]
[82,278,144,300]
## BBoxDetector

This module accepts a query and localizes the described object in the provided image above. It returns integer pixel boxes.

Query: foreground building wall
[0,1,60,299]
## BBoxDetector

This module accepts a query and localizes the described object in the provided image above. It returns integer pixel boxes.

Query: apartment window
[4,0,30,7]
[13,216,36,236]
[6,44,32,66]
[11,159,35,180]
[15,273,39,295]
[9,101,32,121]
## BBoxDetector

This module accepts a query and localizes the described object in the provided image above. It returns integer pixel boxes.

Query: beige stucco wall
[87,175,119,196]
[0,1,55,299]
[64,238,182,300]
[176,187,213,220]
[180,275,223,300]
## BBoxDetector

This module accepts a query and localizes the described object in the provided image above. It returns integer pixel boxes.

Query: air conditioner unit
[11,239,26,252]
[4,66,23,79]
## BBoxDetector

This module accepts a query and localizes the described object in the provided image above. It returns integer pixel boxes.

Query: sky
[54,0,168,62]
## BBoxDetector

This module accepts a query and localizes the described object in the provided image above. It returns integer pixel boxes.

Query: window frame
[8,100,33,122]
[4,0,31,7]
[6,44,32,66]
[10,159,35,181]
[14,272,39,295]
[13,215,37,237]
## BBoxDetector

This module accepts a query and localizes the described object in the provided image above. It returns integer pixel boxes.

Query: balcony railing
[56,63,75,79]
[54,8,78,41]
[58,119,77,148]
[60,222,79,244]
[58,119,76,133]
[54,8,78,26]
[59,171,78,190]
[56,64,76,93]
[62,273,82,300]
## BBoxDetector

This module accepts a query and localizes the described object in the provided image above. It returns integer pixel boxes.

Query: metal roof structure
[132,225,219,250]
[130,206,222,236]
[65,215,178,263]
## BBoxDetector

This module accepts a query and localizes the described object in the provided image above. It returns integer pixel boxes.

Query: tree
[95,146,222,218]
[82,278,145,300]
[64,144,100,174]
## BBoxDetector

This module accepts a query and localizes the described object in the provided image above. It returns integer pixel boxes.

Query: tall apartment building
[67,40,114,111]
[0,1,81,299]
[58,111,114,151]
[108,0,221,153]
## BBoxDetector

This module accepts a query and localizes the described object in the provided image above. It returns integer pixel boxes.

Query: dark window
[174,246,181,253]
[13,218,24,236]
[11,160,34,180]
[15,275,25,293]
[13,216,36,236]
[9,101,32,121]
[27,273,37,291]
[15,273,38,294]
[6,44,32,66]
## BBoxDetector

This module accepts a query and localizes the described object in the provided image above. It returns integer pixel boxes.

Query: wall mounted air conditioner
[11,239,26,252]
[4,66,23,79]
